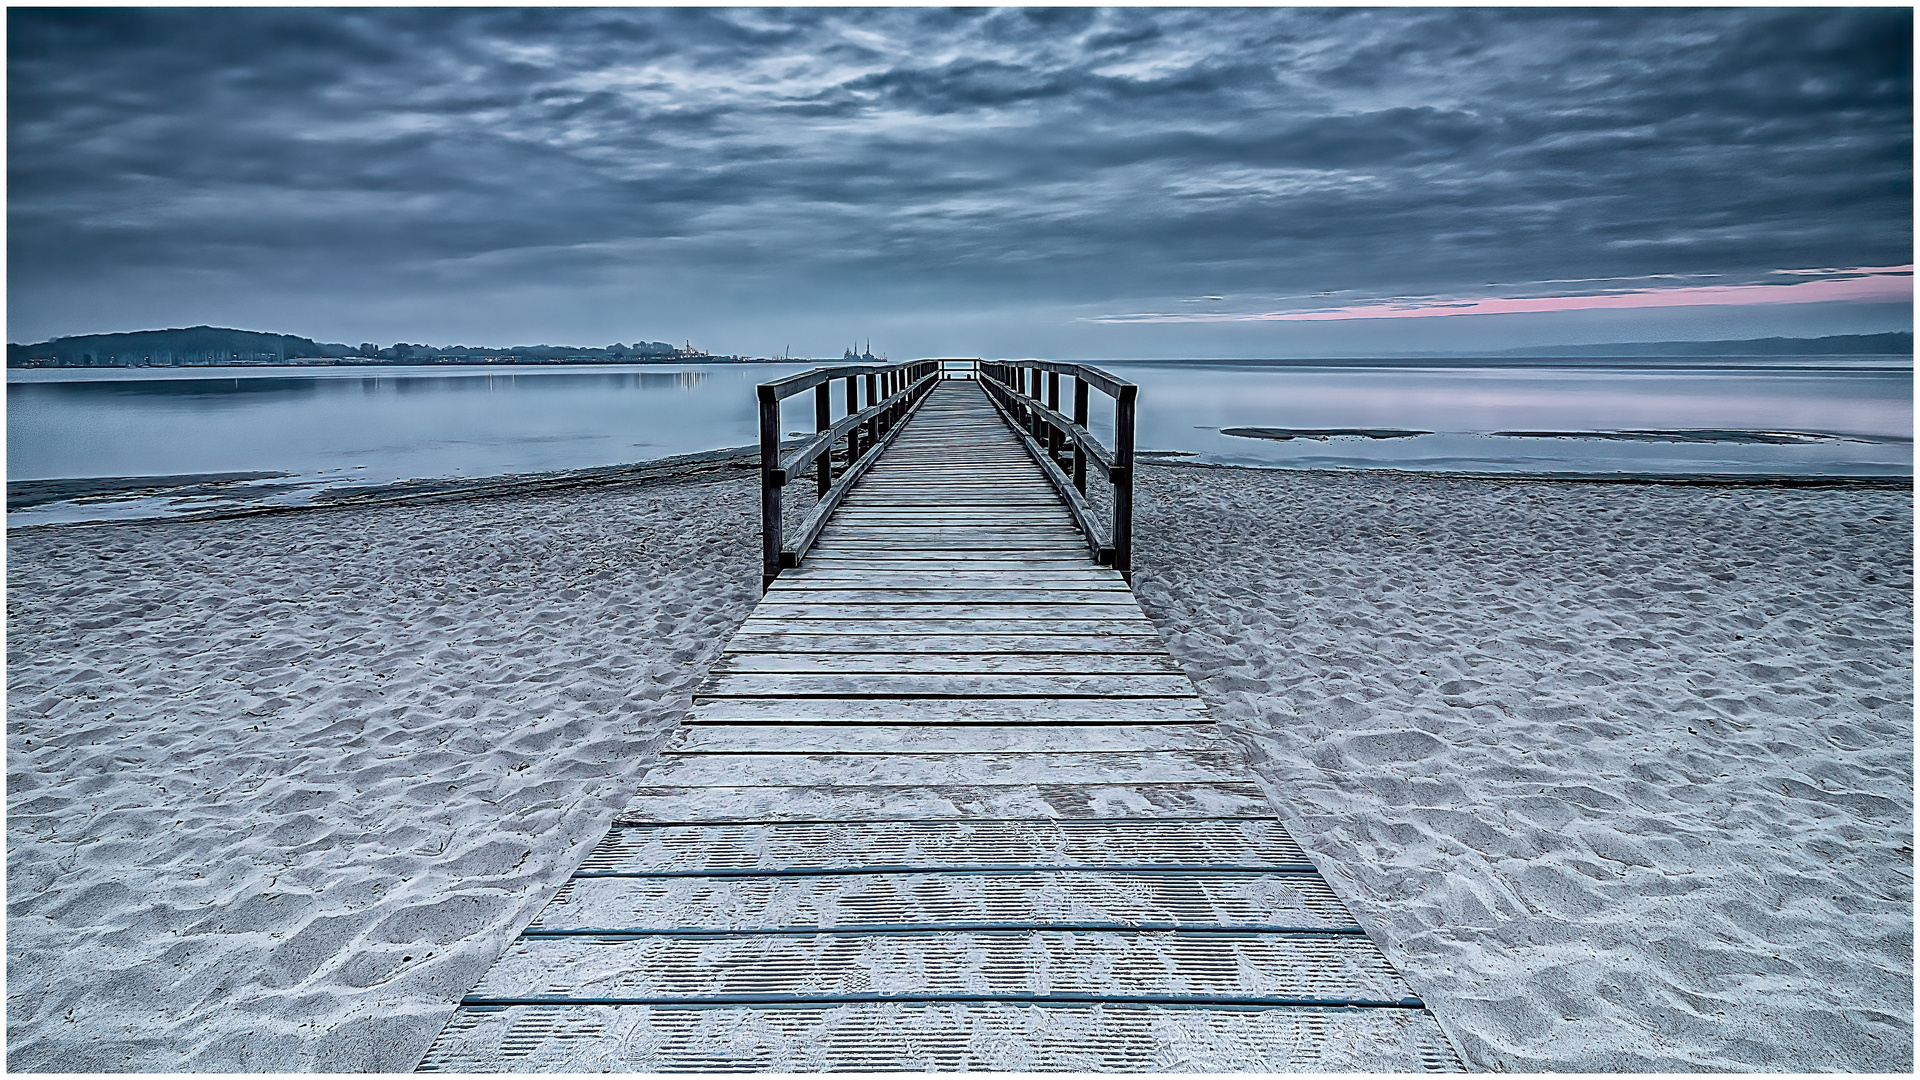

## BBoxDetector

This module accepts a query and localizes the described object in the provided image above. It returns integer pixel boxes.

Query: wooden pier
[419,365,1461,1071]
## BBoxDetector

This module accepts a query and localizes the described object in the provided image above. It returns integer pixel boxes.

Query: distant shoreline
[6,356,799,372]
[6,354,1913,378]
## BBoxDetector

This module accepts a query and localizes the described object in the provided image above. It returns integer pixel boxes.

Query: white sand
[7,464,1911,1071]
[1133,466,1913,1072]
[7,470,764,1070]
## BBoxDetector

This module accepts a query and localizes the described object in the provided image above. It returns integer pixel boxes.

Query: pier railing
[979,361,1136,578]
[758,359,940,588]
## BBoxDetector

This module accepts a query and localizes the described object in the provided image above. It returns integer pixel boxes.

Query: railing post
[844,372,861,460]
[758,384,784,590]
[1112,383,1136,580]
[1072,377,1090,493]
[864,372,879,449]
[1045,371,1062,463]
[813,382,833,497]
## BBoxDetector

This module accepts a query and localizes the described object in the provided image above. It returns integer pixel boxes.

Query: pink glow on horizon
[1259,269,1913,322]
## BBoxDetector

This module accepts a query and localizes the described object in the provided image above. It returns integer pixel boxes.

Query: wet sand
[7,464,1911,1071]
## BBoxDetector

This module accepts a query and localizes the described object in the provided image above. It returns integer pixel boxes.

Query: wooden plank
[825,527,1078,535]
[721,634,1166,654]
[687,697,1215,723]
[699,673,1197,698]
[806,545,1092,555]
[773,571,1126,587]
[466,930,1412,1001]
[808,539,1088,547]
[828,520,1074,528]
[712,653,1183,675]
[750,604,1157,621]
[615,780,1274,824]
[840,498,1064,505]
[832,510,1070,520]
[756,588,1140,605]
[640,750,1243,787]
[733,620,1162,636]
[421,1003,1459,1072]
[584,818,1307,873]
[835,504,1067,511]
[819,527,1087,537]
[668,724,1228,754]
[798,554,1098,565]
[534,869,1357,932]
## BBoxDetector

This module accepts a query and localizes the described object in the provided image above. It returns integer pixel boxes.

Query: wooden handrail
[978,361,1136,579]
[758,358,940,589]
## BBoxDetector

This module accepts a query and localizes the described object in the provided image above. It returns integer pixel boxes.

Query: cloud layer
[8,8,1911,354]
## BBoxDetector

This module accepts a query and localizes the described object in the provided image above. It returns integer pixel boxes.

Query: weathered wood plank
[756,588,1141,605]
[466,930,1412,1002]
[722,634,1166,654]
[803,545,1090,554]
[667,723,1227,754]
[712,653,1182,675]
[615,780,1274,824]
[419,1003,1460,1073]
[750,603,1158,621]
[810,522,1082,534]
[686,697,1216,723]
[585,818,1304,871]
[835,512,1066,519]
[798,556,1099,568]
[533,870,1357,932]
[773,571,1126,587]
[733,619,1163,636]
[639,750,1243,787]
[699,673,1197,698]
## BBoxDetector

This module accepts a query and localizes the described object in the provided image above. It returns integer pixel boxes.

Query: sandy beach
[7,463,1912,1071]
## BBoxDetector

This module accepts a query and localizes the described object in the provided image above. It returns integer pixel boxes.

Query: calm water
[8,357,1911,524]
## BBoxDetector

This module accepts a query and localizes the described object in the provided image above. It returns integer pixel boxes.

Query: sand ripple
[9,462,1911,1071]
[7,472,762,1070]
[1133,466,1913,1072]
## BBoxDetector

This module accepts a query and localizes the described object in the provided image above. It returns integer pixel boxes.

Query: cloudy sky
[8,6,1912,358]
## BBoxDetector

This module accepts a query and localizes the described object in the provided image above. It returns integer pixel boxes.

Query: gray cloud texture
[8,7,1911,355]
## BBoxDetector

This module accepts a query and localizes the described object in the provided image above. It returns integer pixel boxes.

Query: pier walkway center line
[417,376,1463,1071]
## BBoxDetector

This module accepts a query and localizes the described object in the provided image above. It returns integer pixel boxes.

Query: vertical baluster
[1072,377,1090,493]
[1113,383,1137,580]
[864,371,879,451]
[814,381,833,497]
[757,383,783,590]
[1045,371,1062,463]
[845,372,861,460]
[1026,367,1040,438]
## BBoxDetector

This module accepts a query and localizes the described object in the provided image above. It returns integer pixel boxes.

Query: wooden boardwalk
[419,381,1461,1071]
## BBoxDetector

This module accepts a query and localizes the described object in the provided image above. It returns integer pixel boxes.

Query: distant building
[841,339,886,364]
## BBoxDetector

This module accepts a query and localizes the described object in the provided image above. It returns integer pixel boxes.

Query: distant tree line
[8,326,714,367]
[363,340,686,363]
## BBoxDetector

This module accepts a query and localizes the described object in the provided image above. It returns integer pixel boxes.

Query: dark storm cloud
[7,6,1910,344]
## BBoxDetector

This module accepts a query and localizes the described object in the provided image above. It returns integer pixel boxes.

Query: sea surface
[8,356,1910,525]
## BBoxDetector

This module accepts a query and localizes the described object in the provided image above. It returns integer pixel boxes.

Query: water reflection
[6,359,1911,516]
[8,363,779,487]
